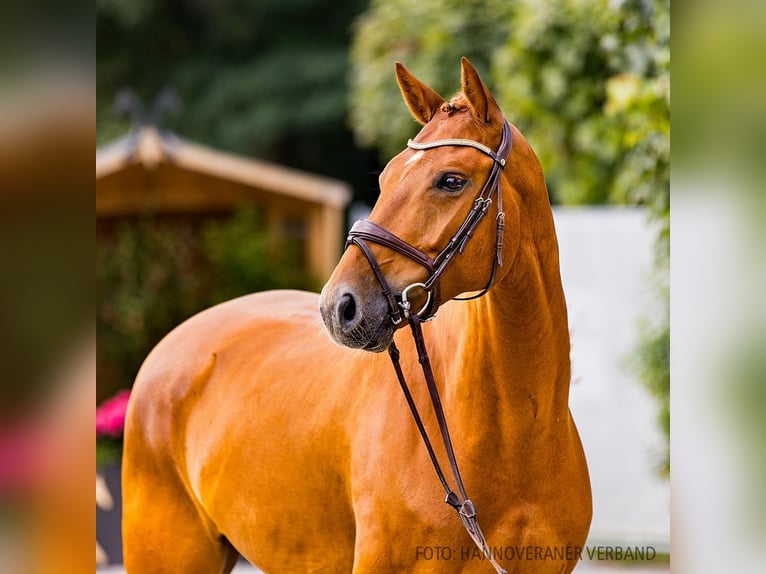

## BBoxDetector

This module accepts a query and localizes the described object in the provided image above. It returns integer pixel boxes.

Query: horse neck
[434,205,571,429]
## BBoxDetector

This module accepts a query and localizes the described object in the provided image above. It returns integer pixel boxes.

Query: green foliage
[493,0,668,210]
[97,437,124,467]
[0,202,91,416]
[96,210,309,400]
[97,0,374,190]
[727,332,766,526]
[97,218,203,401]
[493,0,619,204]
[202,208,313,305]
[636,293,670,476]
[350,0,669,210]
[350,0,515,159]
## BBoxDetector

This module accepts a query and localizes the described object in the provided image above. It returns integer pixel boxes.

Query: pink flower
[96,390,131,438]
[0,421,45,493]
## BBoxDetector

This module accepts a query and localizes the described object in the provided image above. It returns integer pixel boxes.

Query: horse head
[320,58,524,352]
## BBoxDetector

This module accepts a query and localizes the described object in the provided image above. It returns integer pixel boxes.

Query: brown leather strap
[408,314,469,501]
[347,222,443,320]
[389,314,508,574]
[347,236,404,325]
[388,342,453,495]
[347,220,435,273]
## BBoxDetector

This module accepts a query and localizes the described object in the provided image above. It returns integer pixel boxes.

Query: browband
[407,138,507,167]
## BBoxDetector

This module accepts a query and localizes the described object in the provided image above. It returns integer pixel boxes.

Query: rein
[345,121,513,574]
[388,320,507,574]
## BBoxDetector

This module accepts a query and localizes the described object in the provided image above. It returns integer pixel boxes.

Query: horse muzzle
[318,284,395,353]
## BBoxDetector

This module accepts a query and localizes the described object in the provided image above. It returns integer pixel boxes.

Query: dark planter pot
[97,462,123,565]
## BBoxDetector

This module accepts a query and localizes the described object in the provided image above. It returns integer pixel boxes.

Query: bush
[96,208,311,401]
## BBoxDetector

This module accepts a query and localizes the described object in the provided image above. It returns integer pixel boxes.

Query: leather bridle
[344,120,513,574]
[346,120,513,324]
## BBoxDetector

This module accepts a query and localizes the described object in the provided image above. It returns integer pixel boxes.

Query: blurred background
[95,0,669,432]
[5,0,766,572]
[94,0,672,570]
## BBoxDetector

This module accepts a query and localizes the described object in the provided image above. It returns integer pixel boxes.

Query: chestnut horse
[122,58,591,573]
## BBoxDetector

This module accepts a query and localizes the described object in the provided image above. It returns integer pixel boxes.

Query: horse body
[122,59,591,573]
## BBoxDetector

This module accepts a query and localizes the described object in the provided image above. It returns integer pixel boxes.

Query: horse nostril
[338,293,359,330]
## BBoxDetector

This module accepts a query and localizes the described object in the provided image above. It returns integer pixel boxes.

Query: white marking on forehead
[405,150,424,167]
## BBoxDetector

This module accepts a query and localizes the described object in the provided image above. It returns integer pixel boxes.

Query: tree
[97,0,374,189]
[497,0,668,207]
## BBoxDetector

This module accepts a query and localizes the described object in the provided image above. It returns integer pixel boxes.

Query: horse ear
[395,62,446,125]
[460,57,502,125]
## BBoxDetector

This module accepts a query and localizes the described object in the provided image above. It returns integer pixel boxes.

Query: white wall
[555,207,669,551]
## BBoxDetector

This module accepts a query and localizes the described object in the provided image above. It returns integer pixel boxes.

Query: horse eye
[437,174,468,192]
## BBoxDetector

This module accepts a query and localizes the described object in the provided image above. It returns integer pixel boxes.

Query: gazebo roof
[96,126,352,215]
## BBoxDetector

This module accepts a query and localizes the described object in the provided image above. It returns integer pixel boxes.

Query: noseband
[346,120,513,324]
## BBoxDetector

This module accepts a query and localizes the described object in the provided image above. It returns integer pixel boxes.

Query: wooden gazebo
[96,126,352,281]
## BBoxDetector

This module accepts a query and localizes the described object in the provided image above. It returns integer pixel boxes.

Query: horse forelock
[435,93,504,142]
[444,92,499,114]
[441,93,470,114]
